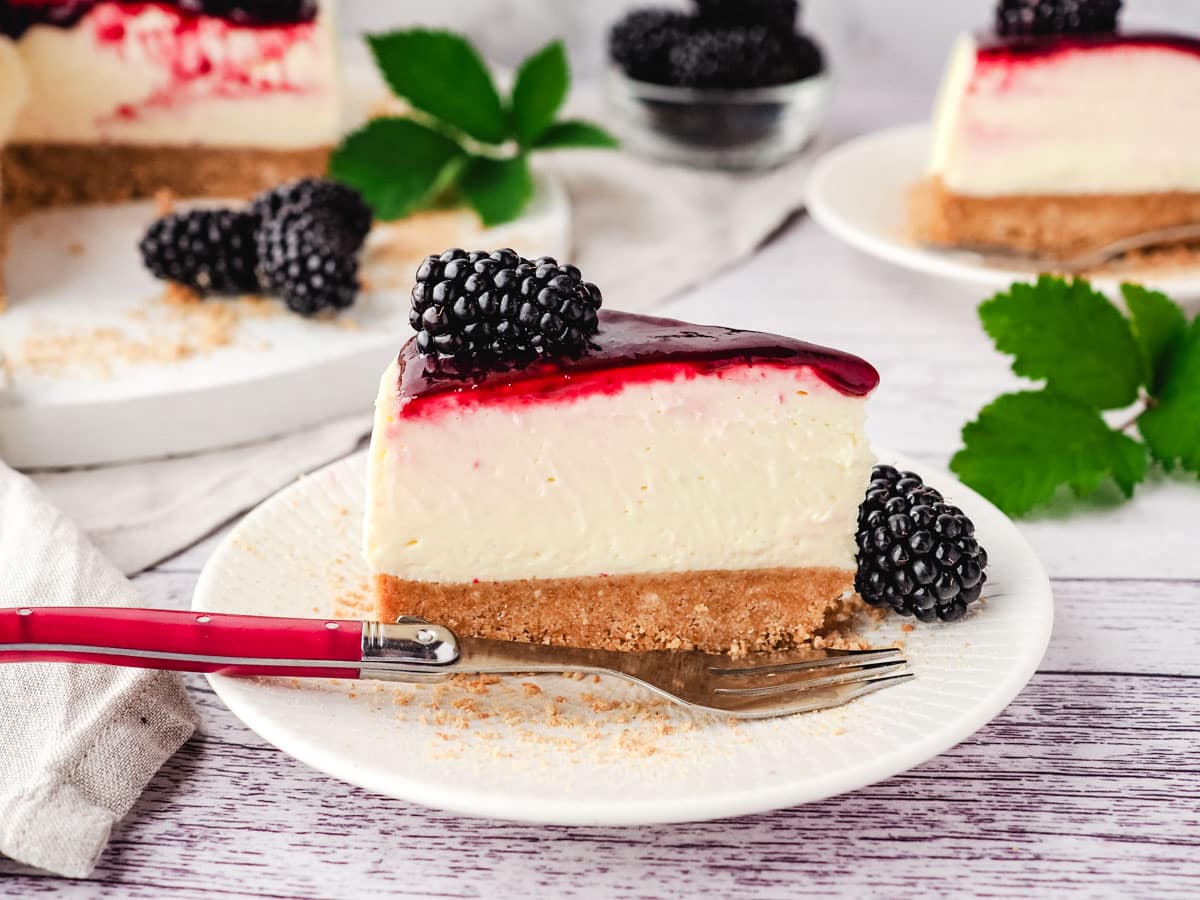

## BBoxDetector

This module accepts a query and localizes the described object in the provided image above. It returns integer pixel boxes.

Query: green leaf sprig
[950,276,1199,516]
[330,30,617,227]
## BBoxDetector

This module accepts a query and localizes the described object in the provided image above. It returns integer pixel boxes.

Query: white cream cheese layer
[364,362,873,584]
[10,1,340,148]
[930,33,1200,196]
[0,37,27,143]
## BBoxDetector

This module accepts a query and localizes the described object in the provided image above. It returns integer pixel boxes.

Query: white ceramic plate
[0,173,569,469]
[806,123,1200,299]
[193,450,1053,825]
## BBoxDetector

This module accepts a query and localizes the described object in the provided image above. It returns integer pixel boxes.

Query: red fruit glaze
[396,310,879,419]
[975,29,1200,63]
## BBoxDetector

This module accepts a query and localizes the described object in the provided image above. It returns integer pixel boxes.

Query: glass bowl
[604,66,832,171]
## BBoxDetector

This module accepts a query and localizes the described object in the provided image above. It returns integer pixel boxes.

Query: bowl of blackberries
[607,0,829,170]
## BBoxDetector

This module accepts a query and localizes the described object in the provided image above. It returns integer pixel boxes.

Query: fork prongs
[710,646,904,678]
[710,668,914,718]
[713,659,909,698]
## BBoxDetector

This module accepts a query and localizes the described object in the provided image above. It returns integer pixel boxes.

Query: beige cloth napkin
[26,142,820,575]
[0,463,199,878]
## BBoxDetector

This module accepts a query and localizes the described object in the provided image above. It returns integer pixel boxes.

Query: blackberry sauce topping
[398,309,879,416]
[1,0,316,40]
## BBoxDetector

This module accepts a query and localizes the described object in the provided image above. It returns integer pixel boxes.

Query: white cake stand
[0,172,570,469]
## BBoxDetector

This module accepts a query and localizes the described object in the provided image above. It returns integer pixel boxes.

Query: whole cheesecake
[0,0,341,212]
[911,0,1200,257]
[0,35,27,309]
[364,307,879,654]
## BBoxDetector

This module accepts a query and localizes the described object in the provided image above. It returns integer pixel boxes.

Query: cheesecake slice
[912,26,1200,257]
[0,35,27,310]
[1,0,341,213]
[364,310,879,654]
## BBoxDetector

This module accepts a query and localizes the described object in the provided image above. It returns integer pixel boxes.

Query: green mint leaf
[534,120,620,150]
[979,276,1144,410]
[1121,283,1187,393]
[1138,317,1200,474]
[950,390,1149,516]
[368,30,506,145]
[459,155,534,227]
[330,118,464,221]
[510,40,569,147]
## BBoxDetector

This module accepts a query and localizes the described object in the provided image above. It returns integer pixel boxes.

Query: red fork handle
[0,606,364,679]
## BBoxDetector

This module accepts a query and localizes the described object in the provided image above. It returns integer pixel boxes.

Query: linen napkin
[26,136,821,575]
[0,462,198,878]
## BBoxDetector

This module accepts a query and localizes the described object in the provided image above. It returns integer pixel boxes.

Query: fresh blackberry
[139,208,261,296]
[854,465,989,624]
[410,248,602,360]
[996,0,1121,37]
[695,0,799,31]
[609,8,693,84]
[670,27,792,89]
[768,33,825,83]
[256,206,359,316]
[250,178,372,248]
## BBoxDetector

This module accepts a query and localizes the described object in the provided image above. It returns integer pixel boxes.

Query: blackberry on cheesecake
[363,252,879,654]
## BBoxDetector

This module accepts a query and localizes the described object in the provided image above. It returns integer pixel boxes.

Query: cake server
[0,606,912,719]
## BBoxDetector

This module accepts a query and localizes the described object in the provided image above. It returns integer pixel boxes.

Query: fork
[955,221,1200,274]
[0,607,912,719]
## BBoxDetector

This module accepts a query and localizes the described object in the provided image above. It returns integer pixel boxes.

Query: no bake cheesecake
[0,0,340,211]
[364,252,879,653]
[911,0,1200,257]
[0,34,27,309]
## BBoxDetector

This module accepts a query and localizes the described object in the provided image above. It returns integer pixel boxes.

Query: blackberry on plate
[695,0,799,31]
[996,0,1122,37]
[410,248,602,360]
[609,8,693,84]
[139,208,261,296]
[854,465,989,623]
[251,177,373,249]
[256,205,359,316]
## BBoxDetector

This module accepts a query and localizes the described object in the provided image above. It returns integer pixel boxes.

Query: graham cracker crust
[1,143,331,212]
[909,175,1200,258]
[376,567,858,655]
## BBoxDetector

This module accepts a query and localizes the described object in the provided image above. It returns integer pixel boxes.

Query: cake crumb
[67,241,85,256]
[153,187,178,216]
[521,683,542,697]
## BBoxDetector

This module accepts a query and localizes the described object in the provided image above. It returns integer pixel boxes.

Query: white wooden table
[3,210,1199,897]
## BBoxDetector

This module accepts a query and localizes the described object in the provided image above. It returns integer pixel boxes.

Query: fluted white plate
[193,450,1052,825]
[807,123,1200,299]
